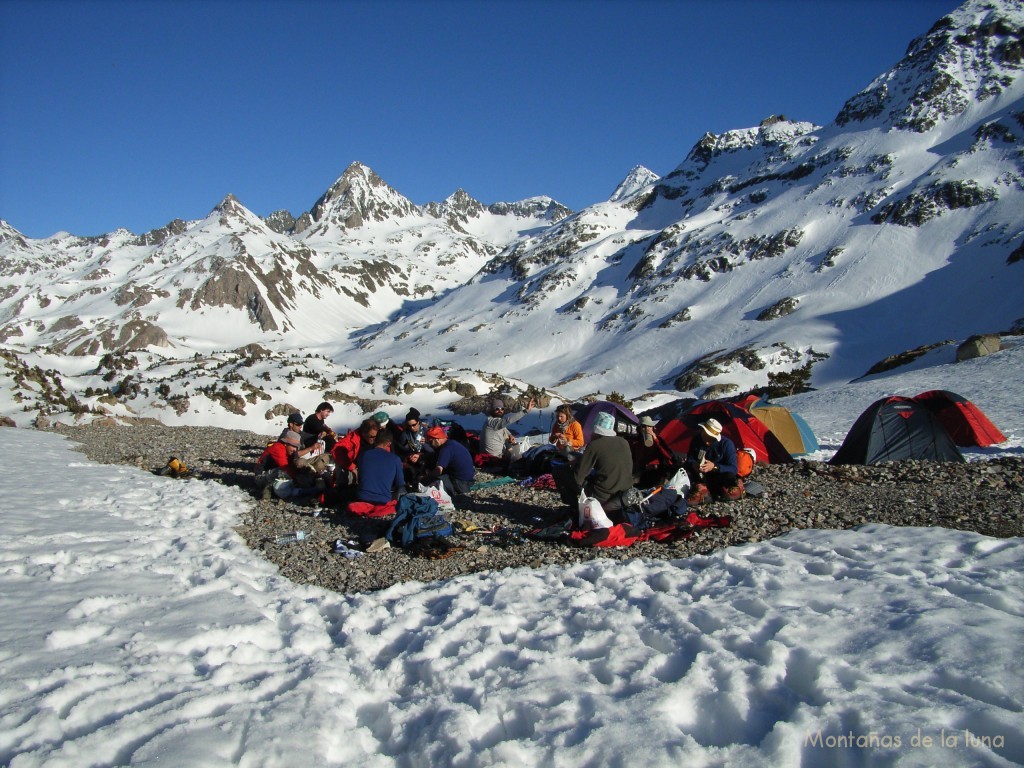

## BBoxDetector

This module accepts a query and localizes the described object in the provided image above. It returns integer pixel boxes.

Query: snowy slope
[1,344,1022,766]
[346,1,1024,399]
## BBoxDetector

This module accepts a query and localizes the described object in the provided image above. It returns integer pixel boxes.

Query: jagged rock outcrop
[263,210,296,234]
[757,298,800,322]
[191,265,280,332]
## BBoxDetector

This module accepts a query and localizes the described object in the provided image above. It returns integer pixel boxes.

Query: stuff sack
[386,494,454,548]
[610,487,685,530]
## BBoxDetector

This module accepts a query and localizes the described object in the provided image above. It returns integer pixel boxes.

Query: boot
[687,483,710,507]
[720,479,745,501]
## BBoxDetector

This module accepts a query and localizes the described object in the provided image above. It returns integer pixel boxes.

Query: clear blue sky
[0,0,961,239]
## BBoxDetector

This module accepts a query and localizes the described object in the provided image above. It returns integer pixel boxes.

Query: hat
[699,418,723,441]
[373,411,390,426]
[639,415,657,427]
[593,411,616,437]
[491,399,505,411]
[279,428,301,448]
[287,412,303,425]
[426,426,447,440]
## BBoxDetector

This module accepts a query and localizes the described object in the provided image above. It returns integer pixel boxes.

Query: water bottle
[274,530,306,545]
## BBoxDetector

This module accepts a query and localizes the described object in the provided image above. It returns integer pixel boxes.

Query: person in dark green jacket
[573,411,634,505]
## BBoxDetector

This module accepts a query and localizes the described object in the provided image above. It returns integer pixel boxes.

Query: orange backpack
[736,448,756,478]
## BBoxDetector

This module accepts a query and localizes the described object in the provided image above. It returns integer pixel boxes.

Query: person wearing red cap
[426,425,475,499]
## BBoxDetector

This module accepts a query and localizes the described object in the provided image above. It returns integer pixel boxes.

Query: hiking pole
[636,485,662,513]
[641,486,663,504]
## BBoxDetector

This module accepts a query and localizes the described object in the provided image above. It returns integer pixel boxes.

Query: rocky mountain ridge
[346,0,1023,400]
[0,0,1022,431]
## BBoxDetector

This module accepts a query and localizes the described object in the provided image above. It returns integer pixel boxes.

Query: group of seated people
[253,398,746,518]
[254,402,478,511]
[559,411,744,512]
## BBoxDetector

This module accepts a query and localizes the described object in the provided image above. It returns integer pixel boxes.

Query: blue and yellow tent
[747,397,819,457]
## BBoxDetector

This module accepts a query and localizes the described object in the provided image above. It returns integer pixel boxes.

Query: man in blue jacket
[427,425,475,499]
[684,418,743,504]
[355,431,406,504]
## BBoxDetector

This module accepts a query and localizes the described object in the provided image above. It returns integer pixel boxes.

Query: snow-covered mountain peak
[209,193,265,227]
[296,161,420,237]
[487,196,572,221]
[445,188,483,209]
[426,188,487,223]
[609,165,660,203]
[836,0,1024,132]
[0,220,25,244]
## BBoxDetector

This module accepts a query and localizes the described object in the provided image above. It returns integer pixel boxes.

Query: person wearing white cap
[684,417,742,504]
[572,411,634,506]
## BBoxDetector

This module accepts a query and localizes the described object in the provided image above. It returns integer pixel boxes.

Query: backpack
[610,487,686,530]
[385,494,454,548]
[737,448,756,478]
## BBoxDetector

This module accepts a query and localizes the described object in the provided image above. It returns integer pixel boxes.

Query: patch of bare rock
[50,424,1024,594]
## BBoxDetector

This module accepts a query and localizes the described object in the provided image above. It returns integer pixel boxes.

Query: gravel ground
[51,423,1024,595]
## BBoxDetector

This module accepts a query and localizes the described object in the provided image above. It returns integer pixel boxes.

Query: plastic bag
[664,468,691,495]
[578,489,614,530]
[508,440,529,462]
[417,480,456,513]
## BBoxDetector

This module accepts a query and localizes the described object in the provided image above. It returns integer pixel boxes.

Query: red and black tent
[911,390,1006,447]
[830,396,965,465]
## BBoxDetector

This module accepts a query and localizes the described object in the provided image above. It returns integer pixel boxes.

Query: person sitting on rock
[634,414,679,487]
[549,404,585,453]
[373,410,403,444]
[684,418,743,504]
[426,425,475,501]
[332,417,380,488]
[349,430,405,515]
[480,397,535,461]
[571,411,635,512]
[254,413,325,500]
[302,402,337,451]
[396,408,432,487]
[396,408,425,458]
